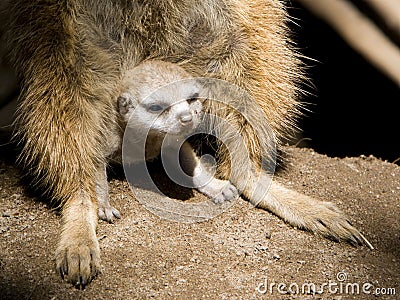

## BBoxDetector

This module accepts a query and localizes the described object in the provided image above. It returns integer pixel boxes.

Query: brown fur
[1,0,369,288]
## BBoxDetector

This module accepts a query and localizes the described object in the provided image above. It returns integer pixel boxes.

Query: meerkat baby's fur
[97,60,238,222]
[2,0,371,288]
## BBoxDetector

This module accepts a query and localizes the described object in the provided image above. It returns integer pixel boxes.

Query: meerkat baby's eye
[187,92,199,104]
[148,104,164,112]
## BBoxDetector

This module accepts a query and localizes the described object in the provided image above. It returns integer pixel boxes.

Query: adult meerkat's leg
[247,174,369,246]
[4,1,121,286]
[206,96,370,246]
[56,192,101,286]
[193,0,371,247]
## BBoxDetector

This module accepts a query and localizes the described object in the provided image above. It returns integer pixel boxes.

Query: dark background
[289,2,400,163]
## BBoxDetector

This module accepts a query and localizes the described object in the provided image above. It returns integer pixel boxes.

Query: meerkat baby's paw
[98,205,121,223]
[198,178,239,204]
[96,166,121,223]
[55,229,101,288]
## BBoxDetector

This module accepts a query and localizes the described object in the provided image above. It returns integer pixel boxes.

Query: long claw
[359,232,374,250]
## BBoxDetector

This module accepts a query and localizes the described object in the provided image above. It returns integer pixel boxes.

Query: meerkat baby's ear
[117,92,136,116]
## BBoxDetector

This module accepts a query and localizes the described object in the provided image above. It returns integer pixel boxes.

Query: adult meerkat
[97,60,238,222]
[2,0,370,287]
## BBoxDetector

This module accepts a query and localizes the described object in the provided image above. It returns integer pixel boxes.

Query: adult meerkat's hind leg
[203,84,372,248]
[194,0,372,248]
[214,106,373,248]
[213,112,373,248]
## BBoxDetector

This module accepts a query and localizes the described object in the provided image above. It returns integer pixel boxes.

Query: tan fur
[1,0,369,288]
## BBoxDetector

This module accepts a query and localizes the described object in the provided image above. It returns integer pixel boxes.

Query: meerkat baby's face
[118,80,203,136]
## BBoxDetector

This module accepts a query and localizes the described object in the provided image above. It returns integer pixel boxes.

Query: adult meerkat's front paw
[298,201,372,248]
[256,180,373,249]
[55,228,101,288]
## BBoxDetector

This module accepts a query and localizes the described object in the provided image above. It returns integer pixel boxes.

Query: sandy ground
[0,131,399,299]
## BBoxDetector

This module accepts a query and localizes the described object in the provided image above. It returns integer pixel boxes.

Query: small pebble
[258,245,268,251]
[273,254,280,260]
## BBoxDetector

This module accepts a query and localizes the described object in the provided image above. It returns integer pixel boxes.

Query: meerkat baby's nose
[180,113,193,125]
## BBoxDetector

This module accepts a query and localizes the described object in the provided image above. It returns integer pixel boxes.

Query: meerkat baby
[96,60,238,222]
